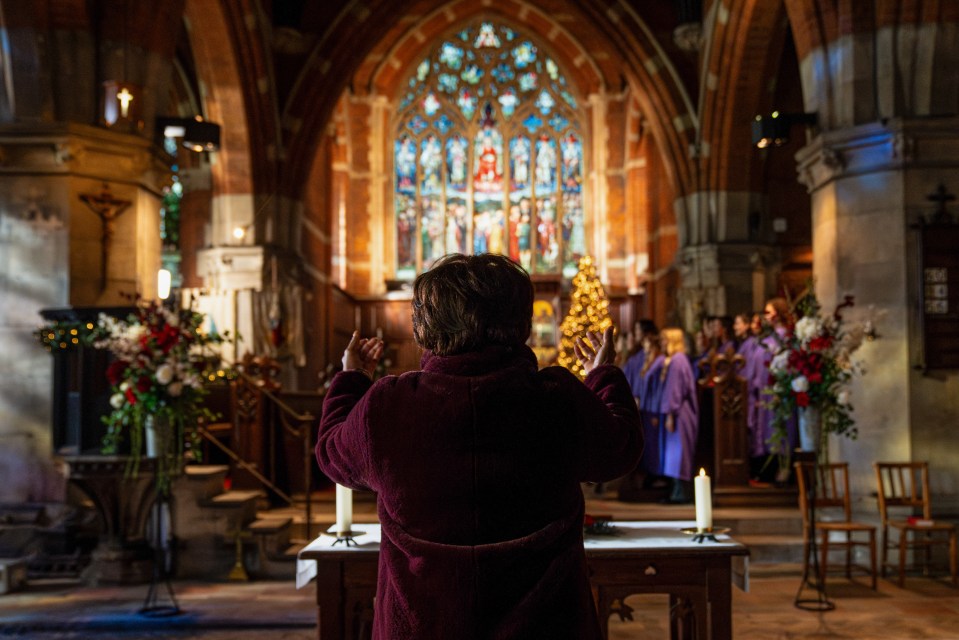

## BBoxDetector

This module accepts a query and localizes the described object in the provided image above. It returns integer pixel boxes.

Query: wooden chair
[874,462,957,587]
[794,461,877,589]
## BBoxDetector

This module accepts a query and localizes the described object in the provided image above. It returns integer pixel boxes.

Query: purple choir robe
[638,354,665,476]
[658,352,698,482]
[622,350,646,399]
[737,336,759,453]
[316,345,642,640]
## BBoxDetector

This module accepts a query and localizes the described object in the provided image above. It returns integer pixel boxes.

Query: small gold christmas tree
[557,255,613,378]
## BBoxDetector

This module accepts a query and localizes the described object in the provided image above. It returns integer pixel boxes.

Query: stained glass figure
[423,93,441,116]
[416,59,430,81]
[473,127,503,191]
[438,74,458,93]
[509,136,531,188]
[446,136,468,189]
[561,133,582,191]
[536,196,558,271]
[535,136,557,190]
[562,192,585,276]
[498,88,519,118]
[519,72,538,92]
[512,42,536,68]
[457,88,477,119]
[546,58,559,80]
[475,23,501,48]
[440,43,464,69]
[395,137,417,193]
[461,64,483,85]
[421,196,445,267]
[420,135,443,193]
[535,90,556,115]
[445,199,469,254]
[395,193,417,275]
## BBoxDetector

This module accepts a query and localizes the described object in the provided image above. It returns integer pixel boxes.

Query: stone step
[202,490,264,508]
[181,465,231,501]
[737,534,806,564]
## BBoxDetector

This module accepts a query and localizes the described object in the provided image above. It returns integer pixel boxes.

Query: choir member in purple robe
[734,313,759,455]
[715,316,735,356]
[638,332,665,481]
[658,328,699,503]
[621,319,658,399]
[749,298,798,482]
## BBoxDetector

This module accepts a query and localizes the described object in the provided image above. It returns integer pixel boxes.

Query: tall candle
[335,484,353,535]
[694,468,712,531]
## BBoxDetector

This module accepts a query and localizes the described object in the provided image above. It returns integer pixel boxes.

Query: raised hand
[342,330,385,379]
[573,326,616,374]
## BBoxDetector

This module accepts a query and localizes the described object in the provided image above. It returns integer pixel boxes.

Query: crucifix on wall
[79,183,132,292]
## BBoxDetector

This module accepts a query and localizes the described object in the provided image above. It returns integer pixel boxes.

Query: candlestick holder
[331,530,364,547]
[680,526,730,543]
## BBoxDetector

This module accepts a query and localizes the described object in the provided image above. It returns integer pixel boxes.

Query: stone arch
[700,0,792,197]
[283,0,696,222]
[284,0,696,302]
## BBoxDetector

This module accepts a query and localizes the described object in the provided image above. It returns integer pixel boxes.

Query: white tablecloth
[296,523,382,589]
[296,520,746,590]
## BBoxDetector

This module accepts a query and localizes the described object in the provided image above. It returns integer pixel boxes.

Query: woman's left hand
[342,331,384,379]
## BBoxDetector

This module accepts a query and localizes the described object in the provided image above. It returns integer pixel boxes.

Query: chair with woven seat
[874,462,957,587]
[794,461,877,589]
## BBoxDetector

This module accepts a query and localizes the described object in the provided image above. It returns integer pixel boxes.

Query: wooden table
[297,521,749,640]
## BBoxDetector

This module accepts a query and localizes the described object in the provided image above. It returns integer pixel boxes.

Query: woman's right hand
[574,326,616,374]
[342,331,384,379]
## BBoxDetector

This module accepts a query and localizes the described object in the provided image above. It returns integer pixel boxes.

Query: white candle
[335,484,353,535]
[694,468,713,531]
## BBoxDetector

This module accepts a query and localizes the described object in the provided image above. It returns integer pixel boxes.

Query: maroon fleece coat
[316,344,642,639]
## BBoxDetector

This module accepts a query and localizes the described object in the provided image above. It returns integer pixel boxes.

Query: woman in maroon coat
[316,253,642,639]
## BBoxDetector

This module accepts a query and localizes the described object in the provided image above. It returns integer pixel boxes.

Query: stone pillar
[677,242,778,330]
[0,123,168,502]
[796,118,959,503]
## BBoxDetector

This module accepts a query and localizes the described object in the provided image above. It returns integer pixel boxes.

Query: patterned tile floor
[1,565,957,638]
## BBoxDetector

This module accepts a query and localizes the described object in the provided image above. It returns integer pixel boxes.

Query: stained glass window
[394,21,587,279]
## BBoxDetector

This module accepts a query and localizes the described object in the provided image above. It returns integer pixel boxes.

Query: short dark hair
[637,319,658,337]
[412,253,533,356]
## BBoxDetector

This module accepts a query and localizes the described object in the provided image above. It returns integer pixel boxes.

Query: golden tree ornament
[557,255,614,378]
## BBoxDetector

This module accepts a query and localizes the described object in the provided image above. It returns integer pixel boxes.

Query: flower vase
[798,406,822,453]
[144,415,171,458]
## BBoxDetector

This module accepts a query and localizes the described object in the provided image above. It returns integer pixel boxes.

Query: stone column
[796,118,959,503]
[675,185,779,328]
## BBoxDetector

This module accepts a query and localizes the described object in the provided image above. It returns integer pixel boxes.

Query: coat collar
[420,344,538,376]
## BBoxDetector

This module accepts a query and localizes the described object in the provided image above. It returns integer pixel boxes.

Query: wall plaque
[917,186,959,369]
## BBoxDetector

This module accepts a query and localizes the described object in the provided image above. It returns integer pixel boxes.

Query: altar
[297,521,749,639]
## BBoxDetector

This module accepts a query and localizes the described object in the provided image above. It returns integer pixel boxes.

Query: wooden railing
[197,354,325,539]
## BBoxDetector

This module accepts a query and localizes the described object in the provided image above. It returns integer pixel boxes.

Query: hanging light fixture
[156,116,221,152]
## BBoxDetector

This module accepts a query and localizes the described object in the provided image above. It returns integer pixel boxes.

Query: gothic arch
[700,0,791,196]
[283,0,697,224]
